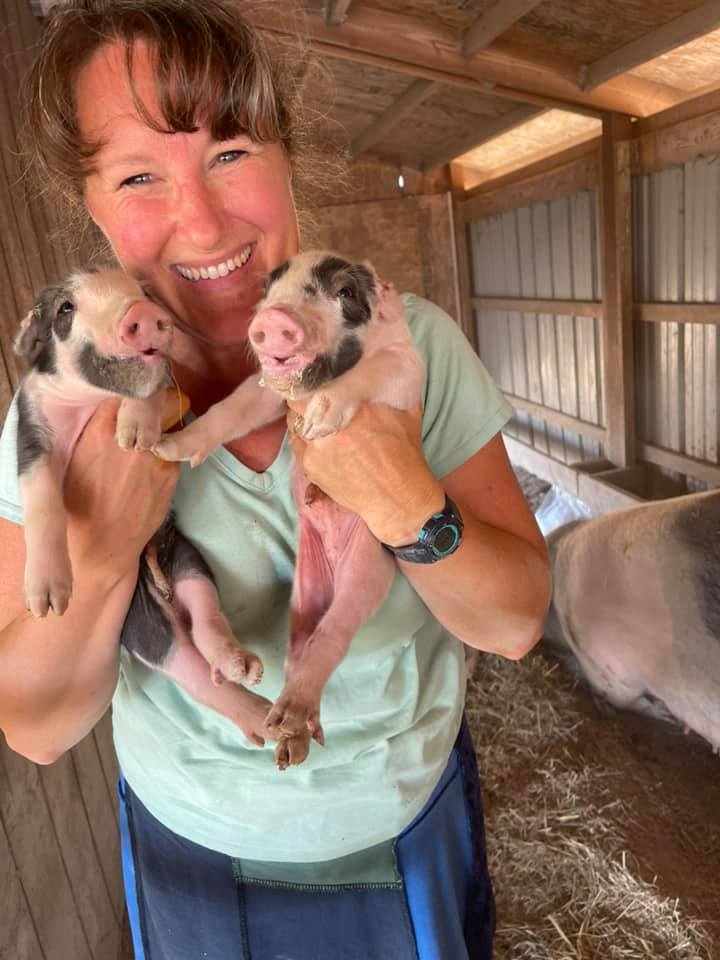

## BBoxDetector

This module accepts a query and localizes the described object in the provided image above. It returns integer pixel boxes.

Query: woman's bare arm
[290,405,550,659]
[0,400,178,763]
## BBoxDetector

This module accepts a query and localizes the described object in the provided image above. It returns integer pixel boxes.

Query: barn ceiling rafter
[29,0,720,187]
[257,4,684,117]
[459,0,545,59]
[580,0,720,91]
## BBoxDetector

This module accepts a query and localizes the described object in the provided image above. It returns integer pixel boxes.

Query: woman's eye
[120,173,152,188]
[216,149,248,165]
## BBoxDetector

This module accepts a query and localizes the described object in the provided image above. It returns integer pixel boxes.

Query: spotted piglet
[154,251,424,768]
[12,269,272,745]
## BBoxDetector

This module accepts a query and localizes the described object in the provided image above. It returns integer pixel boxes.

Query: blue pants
[119,719,495,959]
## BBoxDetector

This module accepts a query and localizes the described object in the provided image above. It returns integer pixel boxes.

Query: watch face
[432,523,460,556]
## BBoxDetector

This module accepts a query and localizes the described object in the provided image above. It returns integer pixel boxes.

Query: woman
[0,2,551,957]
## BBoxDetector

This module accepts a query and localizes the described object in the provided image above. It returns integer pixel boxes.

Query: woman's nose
[172,179,224,251]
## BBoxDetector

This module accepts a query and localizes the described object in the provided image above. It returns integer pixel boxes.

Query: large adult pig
[155,250,426,768]
[544,492,720,752]
[12,269,270,745]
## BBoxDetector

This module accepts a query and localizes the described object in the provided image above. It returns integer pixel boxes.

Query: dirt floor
[462,467,720,959]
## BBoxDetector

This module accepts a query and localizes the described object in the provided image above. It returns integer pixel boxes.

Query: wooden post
[448,162,477,350]
[599,112,635,467]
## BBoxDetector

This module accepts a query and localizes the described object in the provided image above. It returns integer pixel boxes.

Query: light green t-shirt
[0,294,512,862]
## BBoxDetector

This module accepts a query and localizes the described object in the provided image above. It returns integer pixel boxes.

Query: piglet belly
[295,489,395,615]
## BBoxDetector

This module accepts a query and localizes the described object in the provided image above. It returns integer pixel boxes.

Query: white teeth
[177,245,252,281]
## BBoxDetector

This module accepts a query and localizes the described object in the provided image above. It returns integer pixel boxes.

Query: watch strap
[383,494,464,564]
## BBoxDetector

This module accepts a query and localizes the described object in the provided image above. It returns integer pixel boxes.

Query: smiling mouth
[175,244,253,282]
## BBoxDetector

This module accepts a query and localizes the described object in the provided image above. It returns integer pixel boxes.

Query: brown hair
[23,0,329,239]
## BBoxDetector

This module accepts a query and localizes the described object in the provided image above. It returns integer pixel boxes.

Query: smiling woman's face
[76,41,300,347]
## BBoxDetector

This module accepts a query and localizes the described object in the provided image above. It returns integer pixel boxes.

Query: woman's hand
[287,402,444,546]
[64,391,183,576]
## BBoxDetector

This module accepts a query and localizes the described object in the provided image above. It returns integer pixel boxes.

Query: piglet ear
[375,277,405,323]
[13,307,51,357]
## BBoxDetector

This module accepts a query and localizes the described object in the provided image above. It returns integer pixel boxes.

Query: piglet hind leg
[123,573,272,746]
[154,633,273,747]
[265,512,395,769]
[173,577,264,687]
[168,530,264,687]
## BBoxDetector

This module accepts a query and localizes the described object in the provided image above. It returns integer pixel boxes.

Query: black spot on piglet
[312,256,377,328]
[266,260,290,291]
[301,334,362,391]
[16,387,51,476]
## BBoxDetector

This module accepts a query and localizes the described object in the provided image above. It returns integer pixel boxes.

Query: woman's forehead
[75,40,164,140]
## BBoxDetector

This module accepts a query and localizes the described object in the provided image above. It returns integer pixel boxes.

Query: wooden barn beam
[350,78,436,158]
[460,138,600,221]
[639,442,720,488]
[459,0,544,58]
[324,0,354,27]
[448,163,476,349]
[421,105,542,171]
[502,437,645,512]
[473,296,603,317]
[504,393,607,445]
[599,113,635,468]
[311,40,602,117]
[254,5,682,117]
[581,0,720,92]
[636,302,720,325]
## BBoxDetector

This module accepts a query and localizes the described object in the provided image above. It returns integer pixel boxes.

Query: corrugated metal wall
[470,158,720,475]
[469,189,604,464]
[634,157,720,466]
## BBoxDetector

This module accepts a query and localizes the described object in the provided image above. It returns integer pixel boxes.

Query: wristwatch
[383,495,464,563]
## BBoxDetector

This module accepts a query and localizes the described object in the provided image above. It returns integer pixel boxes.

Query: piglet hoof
[153,433,210,469]
[264,695,324,745]
[25,568,73,619]
[301,393,355,440]
[116,420,162,453]
[209,646,264,687]
[275,732,312,771]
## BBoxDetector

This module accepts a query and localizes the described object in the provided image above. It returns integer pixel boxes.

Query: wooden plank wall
[310,191,459,322]
[0,2,125,958]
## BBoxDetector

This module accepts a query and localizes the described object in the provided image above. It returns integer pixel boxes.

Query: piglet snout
[121,301,173,356]
[249,307,305,359]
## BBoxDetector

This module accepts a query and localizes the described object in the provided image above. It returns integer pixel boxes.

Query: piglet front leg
[116,390,170,452]
[20,458,72,617]
[153,373,286,467]
[298,344,423,440]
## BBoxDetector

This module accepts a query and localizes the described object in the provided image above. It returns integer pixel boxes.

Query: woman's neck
[170,331,256,415]
[169,329,288,472]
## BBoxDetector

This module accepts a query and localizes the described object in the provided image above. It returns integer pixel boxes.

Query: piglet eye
[58,300,74,314]
[337,286,355,300]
